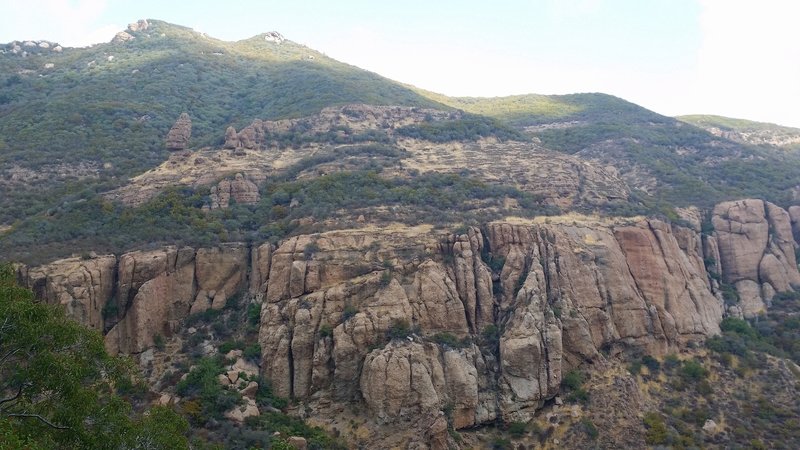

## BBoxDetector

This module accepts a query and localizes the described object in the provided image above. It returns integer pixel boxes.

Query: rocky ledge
[17,198,800,445]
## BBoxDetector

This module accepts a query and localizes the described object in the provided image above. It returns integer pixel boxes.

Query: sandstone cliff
[712,199,800,317]
[18,243,249,354]
[18,199,800,445]
[257,217,728,431]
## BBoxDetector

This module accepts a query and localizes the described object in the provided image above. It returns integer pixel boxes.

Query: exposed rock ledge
[17,199,800,433]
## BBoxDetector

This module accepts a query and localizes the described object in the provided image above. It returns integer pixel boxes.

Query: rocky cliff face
[18,198,800,443]
[17,255,116,331]
[18,243,249,355]
[712,199,800,317]
[256,217,728,429]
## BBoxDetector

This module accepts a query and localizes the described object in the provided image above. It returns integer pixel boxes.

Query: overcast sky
[2,0,799,127]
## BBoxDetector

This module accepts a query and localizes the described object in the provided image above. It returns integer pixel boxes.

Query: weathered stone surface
[713,199,800,317]
[165,113,192,150]
[18,255,117,330]
[250,243,273,295]
[286,436,307,450]
[224,397,259,422]
[112,31,134,43]
[105,259,195,354]
[223,126,239,149]
[195,244,248,309]
[127,19,149,32]
[209,173,260,209]
[260,218,726,429]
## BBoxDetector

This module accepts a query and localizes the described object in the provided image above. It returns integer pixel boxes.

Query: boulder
[209,174,260,209]
[224,397,259,422]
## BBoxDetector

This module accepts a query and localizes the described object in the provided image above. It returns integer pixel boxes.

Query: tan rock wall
[713,199,800,317]
[259,218,726,426]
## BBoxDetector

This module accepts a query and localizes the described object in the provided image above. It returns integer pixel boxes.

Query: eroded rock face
[223,126,239,149]
[259,219,725,427]
[22,243,250,355]
[713,199,800,317]
[105,255,196,354]
[166,113,192,150]
[191,244,248,313]
[17,255,117,330]
[21,198,800,442]
[208,173,260,209]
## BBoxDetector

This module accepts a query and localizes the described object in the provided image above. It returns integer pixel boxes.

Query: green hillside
[0,20,443,224]
[424,92,800,207]
[4,19,800,260]
[678,114,800,151]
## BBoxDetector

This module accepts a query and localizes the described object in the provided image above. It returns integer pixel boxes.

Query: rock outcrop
[208,173,260,209]
[18,243,250,355]
[258,218,725,427]
[17,255,116,331]
[20,199,800,441]
[166,113,192,151]
[712,199,800,317]
[223,126,239,149]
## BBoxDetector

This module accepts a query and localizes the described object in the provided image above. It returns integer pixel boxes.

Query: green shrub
[341,303,358,322]
[680,359,709,381]
[643,412,667,445]
[218,340,245,354]
[255,380,288,410]
[175,357,242,423]
[561,370,586,391]
[490,437,512,450]
[581,418,599,440]
[303,241,320,259]
[432,332,470,348]
[719,282,740,305]
[387,319,413,340]
[507,421,527,437]
[663,353,681,371]
[243,343,261,361]
[482,324,500,347]
[566,388,589,404]
[319,323,333,338]
[153,333,166,351]
[247,302,261,326]
[641,355,661,373]
[380,270,392,287]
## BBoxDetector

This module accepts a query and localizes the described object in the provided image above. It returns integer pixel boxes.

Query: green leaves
[0,264,188,448]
